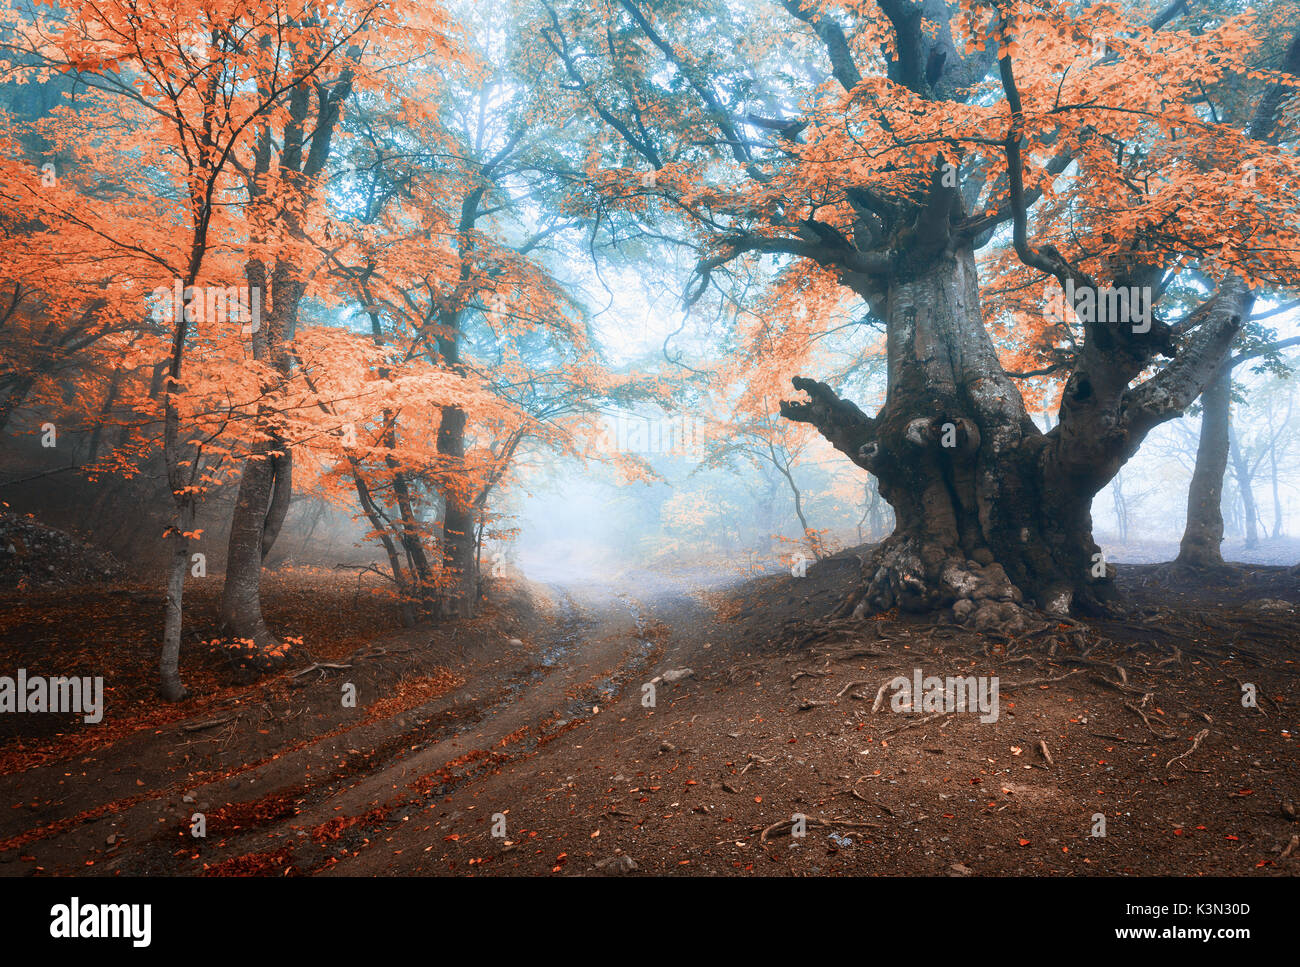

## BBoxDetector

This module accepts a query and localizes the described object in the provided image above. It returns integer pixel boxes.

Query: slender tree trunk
[159,253,204,701]
[219,268,297,666]
[1176,368,1230,568]
[221,447,284,663]
[221,61,352,665]
[438,405,479,617]
[1270,440,1283,538]
[261,446,292,558]
[348,460,417,627]
[160,393,192,702]
[383,434,438,614]
[1228,421,1259,548]
[772,456,819,558]
[1111,470,1129,544]
[429,182,499,620]
[161,498,193,702]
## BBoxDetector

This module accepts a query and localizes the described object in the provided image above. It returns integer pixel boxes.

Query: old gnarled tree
[541,0,1300,629]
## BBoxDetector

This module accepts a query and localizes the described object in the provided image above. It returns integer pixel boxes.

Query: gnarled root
[849,535,1036,634]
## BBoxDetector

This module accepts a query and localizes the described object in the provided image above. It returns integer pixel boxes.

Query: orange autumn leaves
[0,0,650,604]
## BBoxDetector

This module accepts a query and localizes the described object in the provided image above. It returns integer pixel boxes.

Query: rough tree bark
[780,239,1250,630]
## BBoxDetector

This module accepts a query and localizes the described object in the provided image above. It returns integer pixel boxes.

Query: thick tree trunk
[783,244,1112,631]
[1176,368,1230,568]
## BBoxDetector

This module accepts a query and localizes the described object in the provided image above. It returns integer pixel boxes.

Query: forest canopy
[1,0,1298,699]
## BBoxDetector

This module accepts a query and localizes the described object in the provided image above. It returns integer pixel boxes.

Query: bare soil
[1,550,1297,877]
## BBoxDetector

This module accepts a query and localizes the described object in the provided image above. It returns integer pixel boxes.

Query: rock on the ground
[594,854,638,873]
[0,512,125,590]
[1246,598,1294,611]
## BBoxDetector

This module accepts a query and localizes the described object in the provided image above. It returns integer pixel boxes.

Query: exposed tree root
[1124,698,1178,740]
[1166,728,1210,770]
[882,710,955,735]
[758,815,882,843]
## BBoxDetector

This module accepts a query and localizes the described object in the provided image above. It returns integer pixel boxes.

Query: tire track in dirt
[49,582,661,875]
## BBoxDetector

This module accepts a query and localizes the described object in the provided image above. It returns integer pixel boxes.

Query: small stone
[661,668,694,683]
[594,853,639,874]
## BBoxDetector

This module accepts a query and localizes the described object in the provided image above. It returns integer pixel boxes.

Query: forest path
[217,578,674,874]
[316,570,720,875]
[0,571,718,876]
[6,557,1294,876]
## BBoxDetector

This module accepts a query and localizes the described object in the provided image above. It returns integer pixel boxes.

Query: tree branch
[778,0,862,93]
[778,376,878,471]
[1121,278,1253,436]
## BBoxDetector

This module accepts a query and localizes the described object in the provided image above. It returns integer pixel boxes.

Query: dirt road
[0,573,711,875]
[2,556,1297,877]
